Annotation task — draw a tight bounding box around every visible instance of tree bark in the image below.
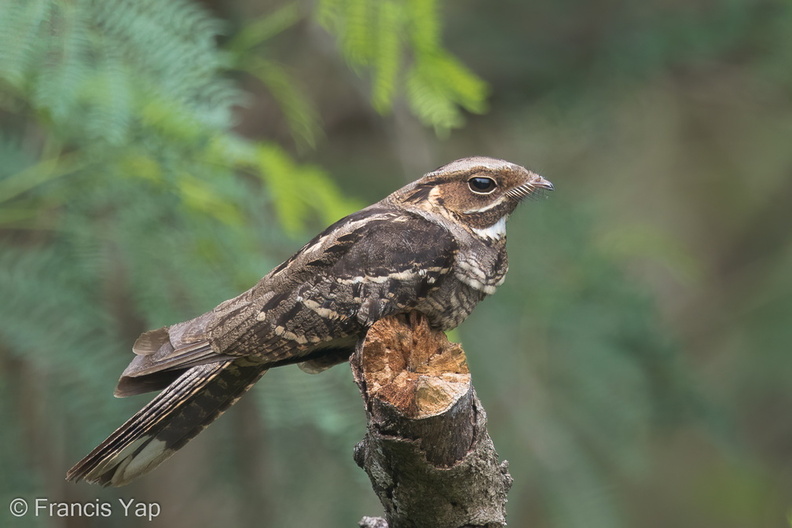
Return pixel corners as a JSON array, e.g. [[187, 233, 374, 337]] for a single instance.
[[352, 312, 513, 528]]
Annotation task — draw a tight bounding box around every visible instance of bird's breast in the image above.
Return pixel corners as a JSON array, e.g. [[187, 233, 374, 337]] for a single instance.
[[414, 277, 487, 330]]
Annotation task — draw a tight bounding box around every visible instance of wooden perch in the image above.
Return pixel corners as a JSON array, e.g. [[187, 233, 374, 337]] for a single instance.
[[352, 312, 513, 528]]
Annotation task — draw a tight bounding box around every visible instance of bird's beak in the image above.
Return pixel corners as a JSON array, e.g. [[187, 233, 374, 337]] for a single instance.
[[530, 173, 554, 191]]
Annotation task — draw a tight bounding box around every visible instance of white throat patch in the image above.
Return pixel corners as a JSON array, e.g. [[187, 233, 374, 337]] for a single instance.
[[471, 216, 507, 240]]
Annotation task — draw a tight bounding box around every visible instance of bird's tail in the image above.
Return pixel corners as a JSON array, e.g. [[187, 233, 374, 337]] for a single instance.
[[66, 359, 266, 486]]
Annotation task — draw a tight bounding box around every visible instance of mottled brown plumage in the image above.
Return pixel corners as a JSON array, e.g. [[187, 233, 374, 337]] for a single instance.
[[66, 157, 552, 486]]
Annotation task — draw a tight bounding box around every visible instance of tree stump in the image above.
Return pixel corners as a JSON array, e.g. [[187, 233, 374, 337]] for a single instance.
[[352, 312, 513, 528]]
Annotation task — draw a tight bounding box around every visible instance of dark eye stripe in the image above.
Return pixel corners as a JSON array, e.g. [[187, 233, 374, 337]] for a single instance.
[[468, 177, 496, 194]]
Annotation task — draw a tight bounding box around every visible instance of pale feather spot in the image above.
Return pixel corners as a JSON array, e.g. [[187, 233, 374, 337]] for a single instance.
[[272, 325, 308, 344], [428, 186, 443, 207], [455, 272, 498, 294], [112, 438, 170, 486], [463, 195, 508, 214], [336, 266, 447, 285], [302, 298, 343, 320], [89, 437, 147, 479], [383, 269, 419, 281], [290, 333, 305, 344], [456, 259, 487, 279], [360, 275, 389, 284]]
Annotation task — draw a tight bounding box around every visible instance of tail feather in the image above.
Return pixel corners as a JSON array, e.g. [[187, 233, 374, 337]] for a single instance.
[[66, 359, 266, 486]]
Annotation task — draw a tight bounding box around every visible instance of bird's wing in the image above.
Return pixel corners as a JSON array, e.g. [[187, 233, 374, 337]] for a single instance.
[[214, 206, 460, 356], [116, 206, 458, 395], [276, 206, 461, 373]]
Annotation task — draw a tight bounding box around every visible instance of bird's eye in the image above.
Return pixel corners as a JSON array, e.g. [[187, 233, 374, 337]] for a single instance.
[[468, 176, 497, 194]]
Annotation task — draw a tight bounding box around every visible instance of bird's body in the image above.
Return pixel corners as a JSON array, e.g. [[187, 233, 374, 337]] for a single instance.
[[66, 157, 552, 486]]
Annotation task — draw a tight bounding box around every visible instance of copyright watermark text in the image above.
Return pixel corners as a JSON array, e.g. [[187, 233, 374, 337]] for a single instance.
[[9, 497, 160, 521]]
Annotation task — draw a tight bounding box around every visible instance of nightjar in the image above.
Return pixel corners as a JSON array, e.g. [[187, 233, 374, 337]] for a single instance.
[[66, 156, 553, 486]]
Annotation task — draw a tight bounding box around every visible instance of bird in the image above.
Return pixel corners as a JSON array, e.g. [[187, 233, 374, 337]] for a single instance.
[[66, 156, 553, 486]]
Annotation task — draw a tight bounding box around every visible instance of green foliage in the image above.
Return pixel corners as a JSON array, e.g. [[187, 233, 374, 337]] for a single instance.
[[255, 143, 360, 234], [2, 0, 234, 140], [3, 0, 787, 527], [229, 3, 322, 149], [460, 195, 702, 528], [317, 0, 488, 134], [0, 0, 352, 234], [0, 0, 362, 513], [0, 2, 491, 520]]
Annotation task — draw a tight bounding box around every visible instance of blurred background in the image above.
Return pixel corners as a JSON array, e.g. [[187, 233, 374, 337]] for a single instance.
[[1, 0, 791, 526]]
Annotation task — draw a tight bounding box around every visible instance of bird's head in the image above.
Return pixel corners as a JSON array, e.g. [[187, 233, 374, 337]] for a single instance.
[[393, 157, 553, 239]]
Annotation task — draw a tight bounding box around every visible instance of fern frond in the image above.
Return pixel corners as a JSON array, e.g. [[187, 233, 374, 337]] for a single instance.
[[406, 50, 488, 134], [0, 0, 50, 86], [254, 144, 358, 235], [0, 0, 242, 147], [316, 0, 488, 132], [244, 57, 322, 148], [340, 0, 377, 67], [31, 0, 93, 123], [93, 0, 239, 127], [83, 46, 133, 144], [406, 0, 440, 52], [371, 0, 403, 112], [316, 0, 344, 29]]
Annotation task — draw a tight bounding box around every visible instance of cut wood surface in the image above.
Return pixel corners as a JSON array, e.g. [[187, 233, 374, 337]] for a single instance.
[[352, 312, 513, 528]]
